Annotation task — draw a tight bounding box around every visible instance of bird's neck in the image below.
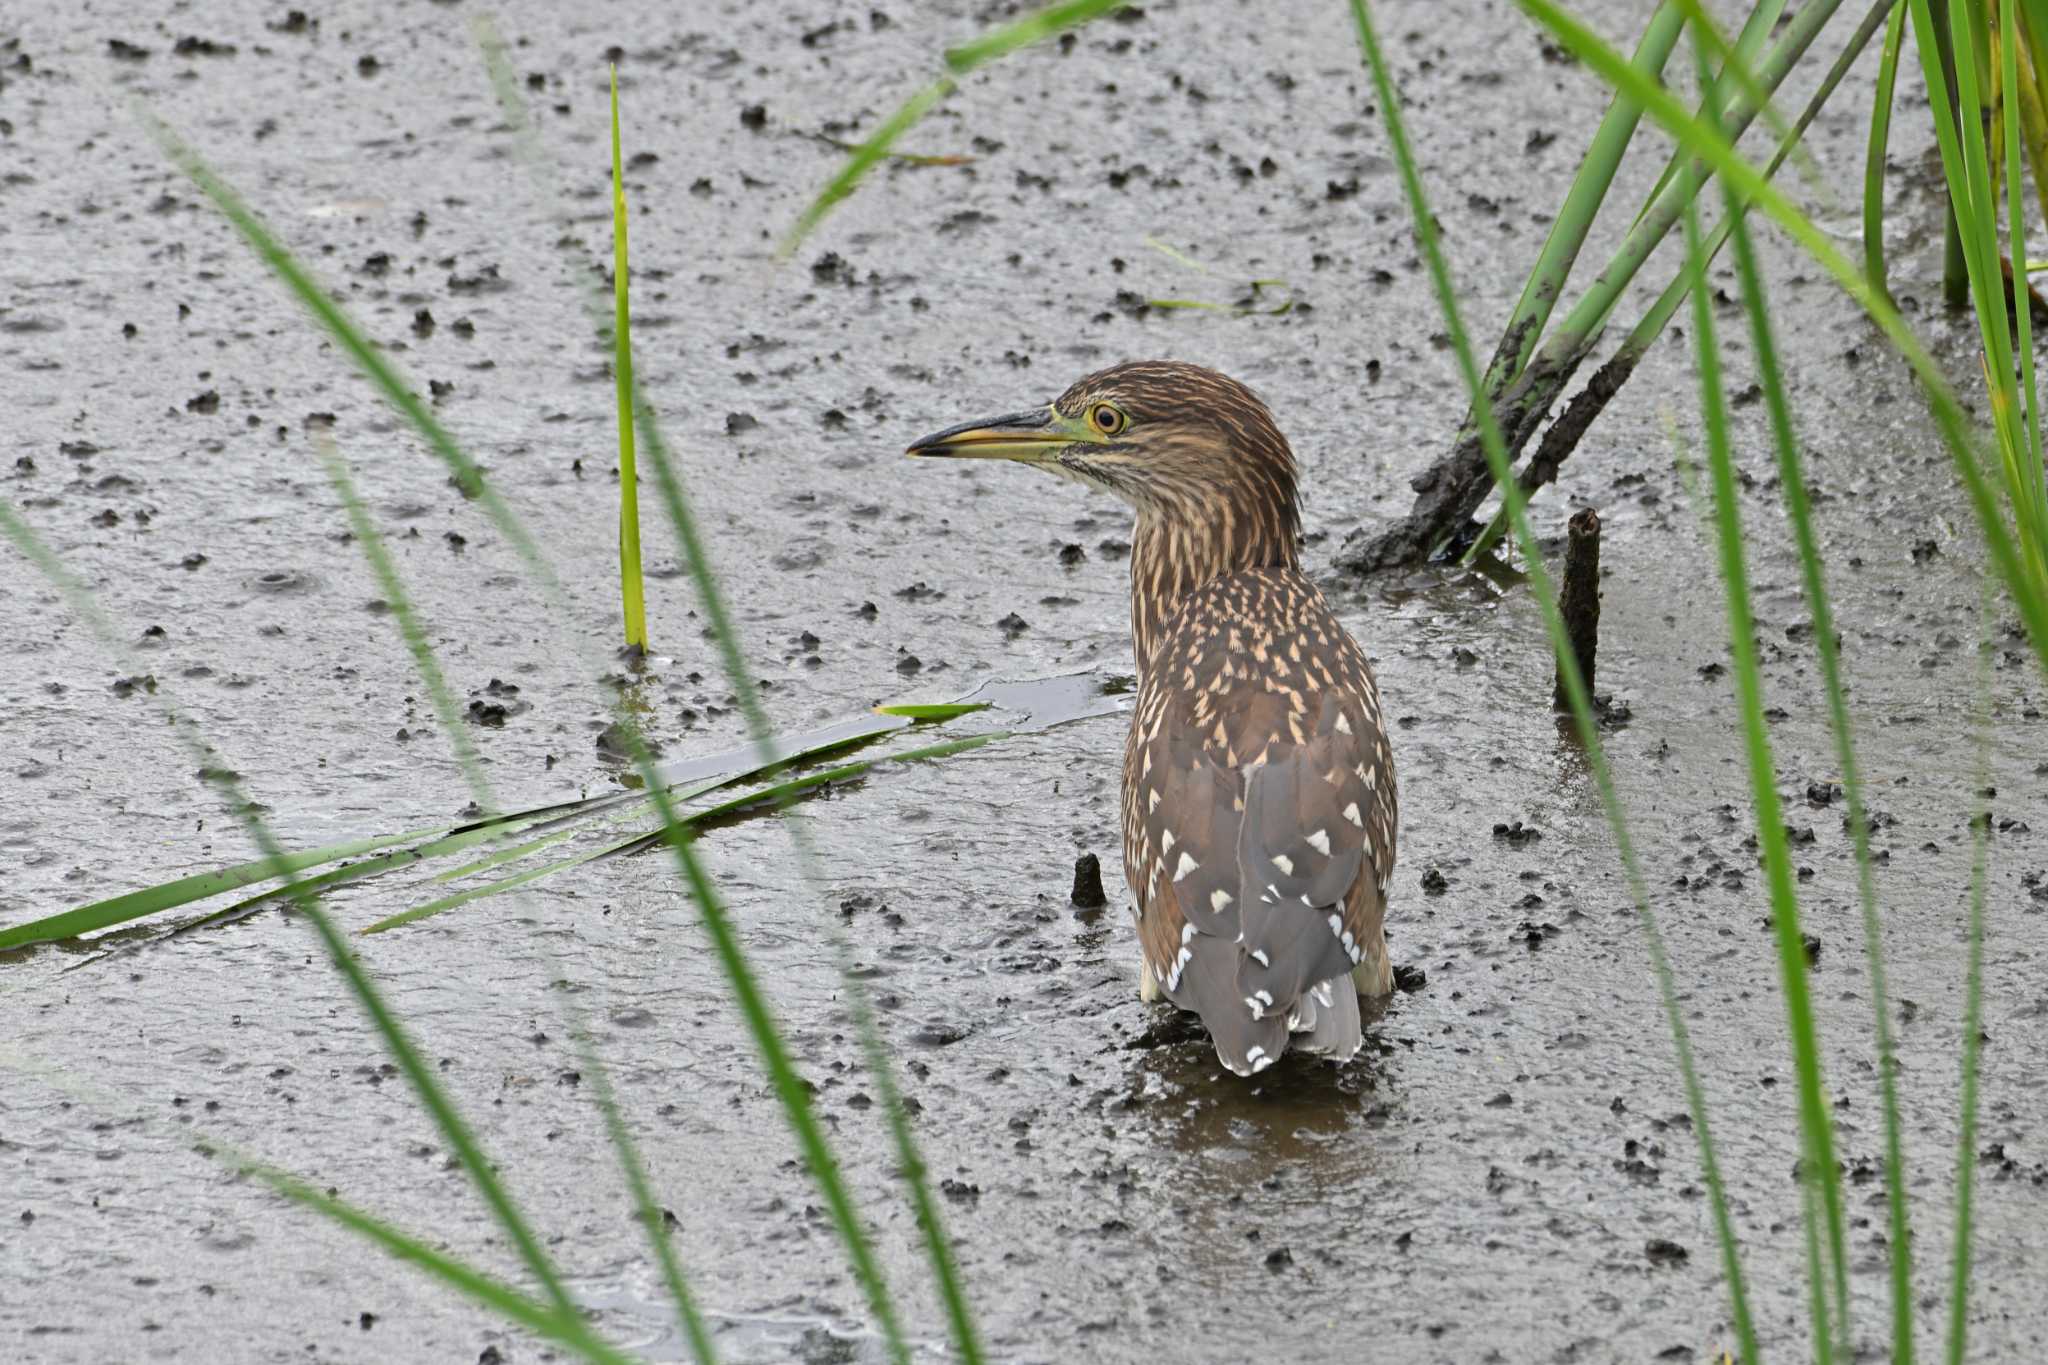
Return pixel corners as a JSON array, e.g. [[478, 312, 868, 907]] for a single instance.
[[1129, 498, 1300, 678]]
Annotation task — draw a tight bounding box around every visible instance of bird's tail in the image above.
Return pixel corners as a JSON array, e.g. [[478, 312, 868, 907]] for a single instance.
[[1286, 977, 1363, 1064]]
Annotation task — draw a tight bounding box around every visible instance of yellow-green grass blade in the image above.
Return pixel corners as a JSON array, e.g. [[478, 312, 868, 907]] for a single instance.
[[116, 806, 565, 951], [1865, 0, 1908, 301], [873, 700, 993, 721], [611, 66, 648, 655], [1925, 0, 2048, 582], [2005, 0, 2048, 560], [1345, 5, 1762, 1355], [1681, 127, 1847, 1356], [239, 1159, 634, 1365], [782, 0, 1130, 254], [1514, 0, 2048, 687], [1721, 75, 1916, 1363], [573, 1030, 720, 1364], [139, 111, 561, 601], [476, 43, 984, 1362], [372, 733, 998, 930], [0, 504, 584, 1327], [1463, 0, 1893, 565]]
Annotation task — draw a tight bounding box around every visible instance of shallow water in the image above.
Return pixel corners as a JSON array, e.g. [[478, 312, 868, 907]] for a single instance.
[[3, 3, 2046, 1362]]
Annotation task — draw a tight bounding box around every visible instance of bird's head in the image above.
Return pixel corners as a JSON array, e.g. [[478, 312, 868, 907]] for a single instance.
[[906, 360, 1299, 532]]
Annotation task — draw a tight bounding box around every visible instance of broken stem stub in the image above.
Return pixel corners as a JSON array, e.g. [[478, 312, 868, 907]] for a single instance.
[[1555, 506, 1601, 711]]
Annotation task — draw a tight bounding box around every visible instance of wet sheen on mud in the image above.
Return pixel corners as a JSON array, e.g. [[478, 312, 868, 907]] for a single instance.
[[3, 3, 2046, 1364]]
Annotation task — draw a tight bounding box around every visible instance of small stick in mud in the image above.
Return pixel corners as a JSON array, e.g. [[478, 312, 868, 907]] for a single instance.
[[1555, 507, 1600, 711], [1070, 852, 1107, 909]]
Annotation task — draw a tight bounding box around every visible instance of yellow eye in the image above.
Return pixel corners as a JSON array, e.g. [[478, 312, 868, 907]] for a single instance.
[[1088, 403, 1128, 436]]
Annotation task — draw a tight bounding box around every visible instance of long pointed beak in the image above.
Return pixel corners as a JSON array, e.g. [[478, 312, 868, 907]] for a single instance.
[[905, 407, 1076, 462]]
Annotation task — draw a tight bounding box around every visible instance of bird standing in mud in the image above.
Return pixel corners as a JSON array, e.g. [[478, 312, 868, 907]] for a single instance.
[[908, 361, 1397, 1075]]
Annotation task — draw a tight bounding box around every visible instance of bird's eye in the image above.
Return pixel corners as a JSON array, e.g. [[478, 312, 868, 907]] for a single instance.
[[1088, 403, 1129, 436]]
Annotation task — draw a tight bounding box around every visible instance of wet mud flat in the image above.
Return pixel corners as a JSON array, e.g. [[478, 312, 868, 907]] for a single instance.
[[3, 2, 2046, 1362]]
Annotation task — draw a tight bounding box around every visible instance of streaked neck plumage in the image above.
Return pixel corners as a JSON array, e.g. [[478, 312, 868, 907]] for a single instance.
[[1128, 470, 1301, 681]]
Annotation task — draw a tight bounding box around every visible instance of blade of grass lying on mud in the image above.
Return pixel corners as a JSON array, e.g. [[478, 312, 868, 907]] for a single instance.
[[611, 65, 649, 657], [0, 504, 589, 1331], [874, 700, 993, 721], [1513, 0, 2048, 685], [138, 110, 561, 600], [1344, 6, 1761, 1357], [574, 1030, 721, 1365], [1464, 0, 1895, 564], [370, 733, 1007, 934], [1681, 137, 1848, 1356], [1865, 0, 1908, 302], [478, 39, 982, 1362], [139, 87, 965, 1361], [0, 828, 429, 952], [18, 805, 560, 955], [781, 0, 1130, 254], [1137, 237, 1297, 315], [1947, 585, 1994, 1365], [18, 697, 959, 955], [1719, 73, 1916, 1361]]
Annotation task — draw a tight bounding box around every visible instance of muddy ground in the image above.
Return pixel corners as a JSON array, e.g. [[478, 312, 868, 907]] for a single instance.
[[3, 2, 2046, 1362]]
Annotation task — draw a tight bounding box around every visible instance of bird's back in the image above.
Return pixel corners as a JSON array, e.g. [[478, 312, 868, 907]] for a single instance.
[[1121, 565, 1397, 1074]]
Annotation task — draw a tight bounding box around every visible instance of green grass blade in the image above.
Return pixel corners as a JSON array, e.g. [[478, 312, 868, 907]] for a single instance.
[[1484, 1, 1685, 392], [1720, 78, 1916, 1365], [1464, 0, 1892, 565], [138, 112, 561, 600], [296, 899, 586, 1318], [1344, 6, 1761, 1357], [1436, 0, 1845, 566], [780, 78, 954, 258], [574, 1032, 720, 1365], [1514, 0, 2048, 684], [363, 834, 637, 933], [941, 0, 1130, 69], [782, 0, 1130, 254], [611, 66, 648, 655], [1946, 587, 1994, 1365], [1866, 0, 1908, 300], [1626, 0, 1788, 224], [619, 728, 912, 1365], [1680, 109, 1847, 1355], [239, 1160, 634, 1365], [476, 40, 982, 1358], [320, 439, 496, 816], [0, 827, 434, 951], [0, 504, 584, 1326], [2004, 0, 2048, 538]]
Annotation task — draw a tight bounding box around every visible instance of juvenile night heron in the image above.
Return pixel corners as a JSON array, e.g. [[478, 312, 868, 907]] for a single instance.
[[908, 361, 1397, 1075]]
